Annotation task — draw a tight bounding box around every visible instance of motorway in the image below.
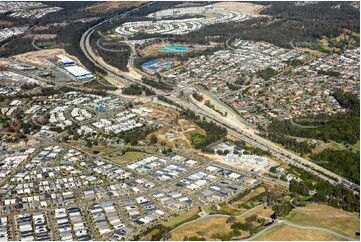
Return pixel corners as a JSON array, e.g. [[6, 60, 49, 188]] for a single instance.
[[78, 3, 359, 194]]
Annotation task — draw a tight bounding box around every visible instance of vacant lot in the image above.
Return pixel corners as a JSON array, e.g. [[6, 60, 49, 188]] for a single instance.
[[211, 2, 269, 17], [170, 205, 274, 240], [237, 205, 273, 222], [0, 20, 13, 25], [14, 48, 82, 68], [81, 146, 118, 155], [254, 223, 345, 241], [169, 216, 232, 241], [85, 1, 145, 13], [107, 151, 148, 165], [283, 204, 360, 239], [162, 208, 200, 228], [146, 108, 206, 149]]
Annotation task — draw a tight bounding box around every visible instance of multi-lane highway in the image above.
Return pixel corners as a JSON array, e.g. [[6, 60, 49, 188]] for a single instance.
[[79, 4, 359, 194]]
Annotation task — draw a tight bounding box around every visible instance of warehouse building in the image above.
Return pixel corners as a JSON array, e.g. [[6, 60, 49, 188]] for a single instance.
[[63, 65, 94, 80], [54, 54, 75, 66]]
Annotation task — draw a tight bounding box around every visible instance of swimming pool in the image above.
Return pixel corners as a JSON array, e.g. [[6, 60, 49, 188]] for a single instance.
[[161, 45, 189, 52]]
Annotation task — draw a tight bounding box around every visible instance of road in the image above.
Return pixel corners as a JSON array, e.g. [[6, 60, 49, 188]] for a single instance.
[[186, 89, 359, 191], [78, 3, 359, 194], [242, 221, 280, 241]]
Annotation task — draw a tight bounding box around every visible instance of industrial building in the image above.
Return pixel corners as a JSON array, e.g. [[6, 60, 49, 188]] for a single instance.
[[63, 65, 94, 80], [54, 55, 75, 66]]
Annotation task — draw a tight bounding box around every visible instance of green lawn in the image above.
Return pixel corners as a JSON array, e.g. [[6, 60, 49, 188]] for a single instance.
[[162, 208, 200, 228], [107, 151, 148, 165], [190, 133, 207, 146]]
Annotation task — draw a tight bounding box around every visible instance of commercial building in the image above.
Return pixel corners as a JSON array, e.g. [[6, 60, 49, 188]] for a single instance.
[[54, 54, 75, 66], [63, 65, 94, 80]]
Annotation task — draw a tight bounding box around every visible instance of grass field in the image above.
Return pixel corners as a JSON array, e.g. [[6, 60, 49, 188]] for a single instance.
[[253, 223, 345, 241], [107, 151, 148, 165], [190, 133, 207, 146], [170, 205, 274, 240], [162, 208, 200, 228], [142, 228, 160, 241], [81, 146, 118, 155], [325, 140, 360, 153], [283, 204, 360, 239], [169, 216, 233, 240], [235, 186, 266, 206], [237, 205, 274, 222], [217, 204, 246, 216]]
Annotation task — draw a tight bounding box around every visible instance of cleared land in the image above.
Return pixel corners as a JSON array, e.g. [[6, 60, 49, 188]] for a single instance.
[[211, 2, 269, 17], [162, 208, 200, 228], [0, 20, 13, 25], [107, 151, 148, 165], [146, 107, 206, 149], [170, 205, 274, 240], [283, 204, 360, 239], [324, 140, 360, 153], [253, 223, 346, 241], [169, 216, 233, 241], [81, 145, 118, 155], [85, 1, 145, 13], [13, 48, 82, 68]]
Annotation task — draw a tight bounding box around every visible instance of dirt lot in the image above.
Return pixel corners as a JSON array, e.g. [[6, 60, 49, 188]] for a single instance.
[[85, 1, 146, 13], [26, 34, 57, 40], [13, 48, 82, 68], [0, 20, 13, 26], [211, 2, 270, 17], [147, 117, 205, 150]]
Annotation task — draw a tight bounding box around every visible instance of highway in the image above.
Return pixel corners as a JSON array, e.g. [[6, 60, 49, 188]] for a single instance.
[[79, 4, 359, 194]]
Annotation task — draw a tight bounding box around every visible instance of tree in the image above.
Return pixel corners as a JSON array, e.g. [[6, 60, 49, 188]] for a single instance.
[[226, 215, 236, 224], [86, 139, 93, 148], [150, 134, 158, 144]]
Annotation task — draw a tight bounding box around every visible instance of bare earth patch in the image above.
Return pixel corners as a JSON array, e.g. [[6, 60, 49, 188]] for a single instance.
[[211, 2, 270, 17], [85, 1, 145, 13], [0, 20, 13, 25], [26, 34, 57, 40], [13, 48, 82, 68]]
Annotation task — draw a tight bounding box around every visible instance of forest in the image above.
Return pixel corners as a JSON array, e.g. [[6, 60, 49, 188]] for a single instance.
[[266, 133, 314, 156], [267, 90, 360, 145], [267, 89, 359, 185], [122, 84, 155, 96], [310, 149, 360, 184], [129, 1, 360, 50], [141, 77, 174, 91], [289, 166, 359, 212]]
